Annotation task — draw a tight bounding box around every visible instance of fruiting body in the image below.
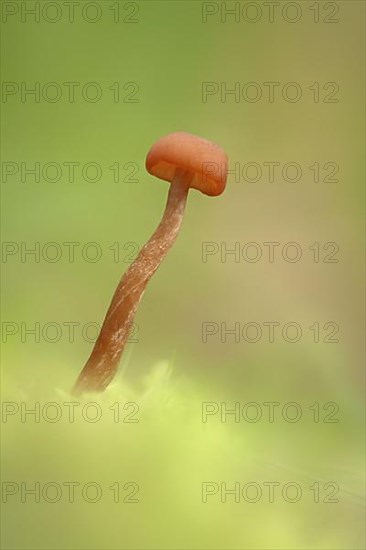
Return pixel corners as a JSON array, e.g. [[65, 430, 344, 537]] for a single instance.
[[146, 131, 227, 196], [73, 132, 228, 394]]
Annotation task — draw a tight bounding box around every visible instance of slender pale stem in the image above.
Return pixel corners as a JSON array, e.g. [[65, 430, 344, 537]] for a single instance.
[[72, 170, 190, 394]]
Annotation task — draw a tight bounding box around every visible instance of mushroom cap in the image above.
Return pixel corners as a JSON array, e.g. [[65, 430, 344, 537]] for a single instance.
[[145, 132, 228, 196]]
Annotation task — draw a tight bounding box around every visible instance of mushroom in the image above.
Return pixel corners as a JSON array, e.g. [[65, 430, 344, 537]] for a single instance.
[[73, 132, 228, 394]]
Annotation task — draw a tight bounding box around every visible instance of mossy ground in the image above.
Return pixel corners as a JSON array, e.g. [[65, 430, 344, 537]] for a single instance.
[[1, 361, 364, 549]]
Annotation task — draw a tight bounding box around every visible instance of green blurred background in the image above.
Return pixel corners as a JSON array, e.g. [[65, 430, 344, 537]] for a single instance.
[[1, 1, 365, 548]]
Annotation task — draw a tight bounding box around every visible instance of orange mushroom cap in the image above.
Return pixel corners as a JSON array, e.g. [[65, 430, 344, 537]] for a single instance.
[[145, 132, 228, 197]]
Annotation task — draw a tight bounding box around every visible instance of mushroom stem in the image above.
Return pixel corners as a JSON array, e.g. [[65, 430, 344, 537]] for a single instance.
[[72, 169, 190, 395]]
